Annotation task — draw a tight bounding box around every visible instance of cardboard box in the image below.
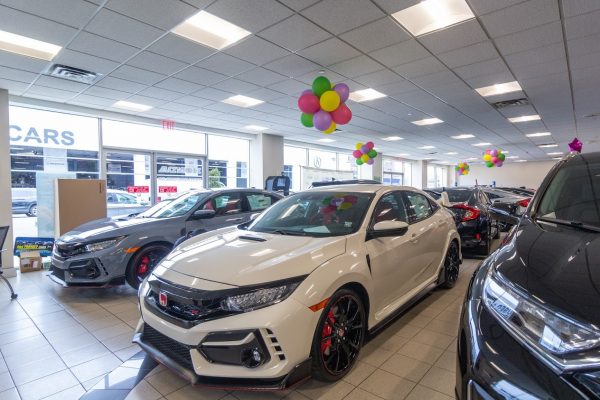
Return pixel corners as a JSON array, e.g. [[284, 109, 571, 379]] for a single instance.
[[20, 251, 43, 273]]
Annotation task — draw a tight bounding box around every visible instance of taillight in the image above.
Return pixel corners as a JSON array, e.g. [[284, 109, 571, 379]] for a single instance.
[[452, 204, 481, 222], [518, 199, 530, 208]]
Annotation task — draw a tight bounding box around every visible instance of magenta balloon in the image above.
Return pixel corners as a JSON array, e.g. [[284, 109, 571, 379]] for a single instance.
[[366, 141, 374, 150], [352, 150, 362, 158], [491, 156, 498, 164], [313, 110, 332, 131], [333, 83, 350, 102], [298, 93, 320, 114], [331, 103, 352, 125], [367, 158, 375, 165]]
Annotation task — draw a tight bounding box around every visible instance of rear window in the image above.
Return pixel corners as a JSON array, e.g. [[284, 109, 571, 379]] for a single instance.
[[445, 190, 472, 203]]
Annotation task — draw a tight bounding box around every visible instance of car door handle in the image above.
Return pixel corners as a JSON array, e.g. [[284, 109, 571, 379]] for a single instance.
[[226, 217, 244, 222], [410, 233, 419, 244]]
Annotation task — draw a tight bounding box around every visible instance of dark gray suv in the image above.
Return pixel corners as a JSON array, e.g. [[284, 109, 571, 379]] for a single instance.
[[50, 188, 282, 288]]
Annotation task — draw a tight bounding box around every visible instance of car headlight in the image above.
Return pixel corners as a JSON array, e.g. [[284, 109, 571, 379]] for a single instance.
[[483, 268, 600, 369], [221, 280, 302, 312], [84, 236, 126, 253]]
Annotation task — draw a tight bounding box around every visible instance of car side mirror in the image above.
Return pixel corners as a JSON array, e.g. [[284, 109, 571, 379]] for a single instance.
[[489, 207, 520, 226], [190, 209, 215, 220], [250, 213, 260, 221], [368, 220, 409, 239], [436, 192, 451, 208]]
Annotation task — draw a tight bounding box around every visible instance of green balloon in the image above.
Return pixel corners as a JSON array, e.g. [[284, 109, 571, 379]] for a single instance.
[[356, 158, 364, 166], [312, 76, 331, 97], [367, 149, 377, 158], [300, 112, 313, 127], [498, 153, 506, 161], [486, 161, 494, 168]]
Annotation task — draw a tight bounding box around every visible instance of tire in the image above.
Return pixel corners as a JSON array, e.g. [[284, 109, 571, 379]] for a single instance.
[[311, 289, 366, 382], [125, 243, 171, 289], [439, 241, 460, 289], [27, 204, 37, 217]]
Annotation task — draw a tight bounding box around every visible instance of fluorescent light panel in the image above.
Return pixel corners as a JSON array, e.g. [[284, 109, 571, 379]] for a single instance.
[[526, 132, 551, 137], [113, 100, 152, 112], [318, 138, 335, 143], [475, 81, 522, 97], [473, 142, 491, 146], [451, 134, 475, 139], [348, 88, 386, 102], [508, 115, 541, 123], [391, 0, 475, 37], [222, 95, 264, 108], [0, 29, 61, 61], [382, 136, 403, 141], [418, 145, 435, 149], [539, 144, 558, 148], [412, 117, 443, 126], [547, 152, 563, 155], [506, 156, 519, 159], [172, 10, 251, 50], [445, 152, 458, 155], [244, 125, 268, 131]]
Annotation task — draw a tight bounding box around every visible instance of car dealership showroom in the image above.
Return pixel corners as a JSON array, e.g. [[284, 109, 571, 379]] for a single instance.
[[0, 0, 599, 399]]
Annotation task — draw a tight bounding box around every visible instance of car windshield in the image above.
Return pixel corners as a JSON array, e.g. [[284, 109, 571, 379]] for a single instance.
[[138, 192, 209, 219], [248, 191, 374, 237], [445, 190, 472, 203], [537, 158, 600, 228]]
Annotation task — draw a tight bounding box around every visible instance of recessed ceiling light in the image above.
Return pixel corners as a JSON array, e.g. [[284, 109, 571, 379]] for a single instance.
[[348, 88, 387, 102], [451, 134, 475, 139], [172, 10, 251, 50], [526, 132, 551, 137], [113, 100, 152, 112], [506, 156, 519, 159], [508, 115, 541, 123], [398, 153, 410, 156], [515, 160, 528, 163], [412, 117, 443, 126], [418, 145, 435, 149], [318, 138, 335, 143], [539, 144, 558, 148], [547, 151, 563, 156], [466, 157, 478, 161], [391, 0, 475, 37], [222, 95, 264, 108], [382, 136, 403, 141], [445, 152, 458, 155], [475, 81, 522, 97], [503, 151, 510, 154], [244, 125, 268, 131], [552, 157, 562, 160], [0, 29, 61, 61], [473, 142, 491, 147]]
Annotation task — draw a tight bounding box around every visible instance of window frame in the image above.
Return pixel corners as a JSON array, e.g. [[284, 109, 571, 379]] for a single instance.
[[403, 191, 434, 224], [368, 190, 411, 229]]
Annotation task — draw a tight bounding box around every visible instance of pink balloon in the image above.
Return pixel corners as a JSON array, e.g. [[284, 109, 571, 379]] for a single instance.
[[298, 93, 320, 114], [491, 156, 498, 163], [331, 103, 352, 125], [366, 141, 374, 149], [313, 110, 332, 131], [367, 158, 375, 165], [333, 83, 350, 102], [352, 150, 362, 158], [485, 149, 491, 155], [490, 149, 498, 157]]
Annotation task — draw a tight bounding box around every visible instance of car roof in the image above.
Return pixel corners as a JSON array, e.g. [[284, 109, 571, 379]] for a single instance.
[[304, 184, 417, 193]]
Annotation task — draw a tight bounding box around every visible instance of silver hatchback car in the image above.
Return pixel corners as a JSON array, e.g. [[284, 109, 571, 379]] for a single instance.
[[50, 188, 282, 289]]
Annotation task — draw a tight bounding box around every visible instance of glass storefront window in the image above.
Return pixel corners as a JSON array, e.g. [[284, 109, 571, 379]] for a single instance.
[[156, 155, 204, 201], [427, 165, 447, 188], [208, 135, 249, 188], [383, 157, 412, 186], [106, 152, 152, 212]]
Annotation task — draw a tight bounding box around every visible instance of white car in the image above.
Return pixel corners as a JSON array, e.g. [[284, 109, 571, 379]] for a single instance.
[[134, 184, 461, 389]]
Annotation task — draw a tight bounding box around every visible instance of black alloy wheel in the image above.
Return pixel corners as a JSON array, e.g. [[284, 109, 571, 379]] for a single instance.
[[311, 289, 365, 381], [27, 204, 37, 217], [125, 244, 171, 289], [440, 241, 460, 289]]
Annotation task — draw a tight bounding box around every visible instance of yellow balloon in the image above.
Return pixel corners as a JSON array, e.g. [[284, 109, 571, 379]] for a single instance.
[[323, 121, 336, 134], [361, 154, 370, 163], [458, 163, 464, 168], [483, 154, 492, 161], [356, 142, 363, 150], [339, 202, 352, 210], [320, 90, 341, 112]]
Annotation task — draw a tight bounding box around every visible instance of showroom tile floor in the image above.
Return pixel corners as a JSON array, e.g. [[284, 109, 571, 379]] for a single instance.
[[0, 253, 483, 400]]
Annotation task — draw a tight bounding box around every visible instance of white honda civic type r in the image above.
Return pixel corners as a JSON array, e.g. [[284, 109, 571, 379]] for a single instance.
[[134, 184, 461, 390]]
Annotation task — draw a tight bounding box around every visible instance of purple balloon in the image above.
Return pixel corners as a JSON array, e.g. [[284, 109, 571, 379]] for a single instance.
[[496, 161, 503, 167], [490, 149, 498, 157], [361, 145, 369, 153], [313, 110, 332, 131], [367, 158, 375, 165], [333, 83, 350, 103], [301, 89, 312, 96]]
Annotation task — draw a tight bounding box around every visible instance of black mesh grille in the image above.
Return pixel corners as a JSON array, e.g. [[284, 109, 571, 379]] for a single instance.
[[55, 243, 85, 257], [50, 266, 65, 282], [142, 324, 194, 371]]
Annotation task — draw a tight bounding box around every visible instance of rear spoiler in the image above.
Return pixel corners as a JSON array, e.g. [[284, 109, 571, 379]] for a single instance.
[[435, 191, 451, 208]]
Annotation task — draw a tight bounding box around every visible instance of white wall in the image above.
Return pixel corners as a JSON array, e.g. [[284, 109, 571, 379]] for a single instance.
[[249, 133, 284, 188], [457, 160, 557, 189]]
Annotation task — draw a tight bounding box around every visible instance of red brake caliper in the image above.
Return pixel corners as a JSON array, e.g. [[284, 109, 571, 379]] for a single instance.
[[321, 310, 335, 354], [138, 255, 150, 275]]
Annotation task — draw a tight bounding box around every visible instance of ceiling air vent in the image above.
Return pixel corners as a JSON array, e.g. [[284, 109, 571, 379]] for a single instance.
[[47, 64, 101, 84], [491, 97, 529, 109]]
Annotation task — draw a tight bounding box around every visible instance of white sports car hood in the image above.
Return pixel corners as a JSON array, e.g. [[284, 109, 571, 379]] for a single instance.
[[158, 228, 347, 286]]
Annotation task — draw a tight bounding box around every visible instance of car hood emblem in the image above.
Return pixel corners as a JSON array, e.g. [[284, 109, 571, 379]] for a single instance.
[[159, 291, 168, 307]]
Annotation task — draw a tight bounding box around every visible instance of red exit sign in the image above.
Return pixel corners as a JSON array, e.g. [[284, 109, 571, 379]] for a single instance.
[[159, 186, 178, 193], [127, 186, 149, 193]]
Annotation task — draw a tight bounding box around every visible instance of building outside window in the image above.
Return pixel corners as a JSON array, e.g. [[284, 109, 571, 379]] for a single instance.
[[427, 164, 447, 188], [208, 135, 249, 188], [383, 157, 412, 186], [236, 161, 248, 188]]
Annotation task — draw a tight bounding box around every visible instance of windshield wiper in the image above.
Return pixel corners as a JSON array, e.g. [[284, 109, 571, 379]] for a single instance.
[[535, 216, 600, 233], [269, 229, 307, 236]]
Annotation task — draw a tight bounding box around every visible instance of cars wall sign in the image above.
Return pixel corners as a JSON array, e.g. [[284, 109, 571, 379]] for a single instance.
[[14, 237, 55, 256], [159, 186, 178, 193], [127, 186, 150, 193]]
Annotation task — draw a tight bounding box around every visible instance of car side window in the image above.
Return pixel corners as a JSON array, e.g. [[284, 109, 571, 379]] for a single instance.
[[370, 192, 409, 226], [245, 193, 274, 212], [107, 193, 116, 203], [212, 193, 242, 216], [480, 192, 491, 205], [405, 192, 433, 223]]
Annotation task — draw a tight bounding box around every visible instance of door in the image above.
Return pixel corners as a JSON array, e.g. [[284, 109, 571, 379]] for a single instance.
[[105, 151, 152, 216], [156, 154, 205, 202], [365, 191, 422, 318]]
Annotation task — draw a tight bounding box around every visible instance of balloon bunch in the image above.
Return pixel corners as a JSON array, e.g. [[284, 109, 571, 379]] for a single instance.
[[483, 149, 505, 168], [353, 142, 378, 166], [568, 138, 583, 153], [321, 194, 358, 213], [455, 162, 470, 175], [298, 76, 352, 134]]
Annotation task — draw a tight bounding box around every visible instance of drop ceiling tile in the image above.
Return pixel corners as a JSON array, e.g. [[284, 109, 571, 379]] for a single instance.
[[195, 53, 255, 76], [203, 101, 243, 113], [111, 65, 167, 85], [193, 87, 236, 101], [138, 86, 182, 101], [68, 32, 139, 63], [565, 9, 600, 40], [0, 66, 37, 84], [236, 67, 288, 87], [85, 9, 163, 48], [463, 71, 515, 88], [329, 55, 383, 78], [224, 36, 289, 66], [369, 40, 431, 68], [84, 85, 132, 100], [495, 21, 563, 56], [0, 5, 77, 45], [505, 43, 566, 71], [480, 0, 559, 38], [246, 87, 287, 102], [127, 52, 187, 75], [258, 14, 331, 52], [466, 0, 524, 16], [125, 94, 166, 107], [26, 85, 77, 100], [437, 41, 499, 68], [299, 37, 361, 66], [370, 0, 420, 14], [54, 49, 120, 75], [267, 79, 307, 95], [0, 51, 49, 73], [562, 0, 600, 17], [96, 77, 147, 93], [454, 58, 511, 80], [154, 77, 203, 94], [263, 54, 320, 78], [302, 0, 385, 35], [158, 102, 197, 113], [0, 0, 98, 28], [0, 78, 29, 94], [354, 69, 402, 87], [106, 0, 198, 30], [374, 80, 420, 96], [147, 33, 216, 64], [216, 78, 260, 94], [340, 17, 410, 53], [567, 34, 600, 58], [206, 0, 293, 32], [173, 95, 214, 107], [412, 70, 461, 90], [35, 75, 89, 92], [69, 94, 117, 107], [277, 0, 319, 11], [419, 20, 487, 54], [392, 57, 446, 79], [174, 66, 227, 86]]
